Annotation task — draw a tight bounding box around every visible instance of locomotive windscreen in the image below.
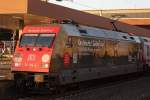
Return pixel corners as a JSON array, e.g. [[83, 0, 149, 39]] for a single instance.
[[20, 33, 55, 47]]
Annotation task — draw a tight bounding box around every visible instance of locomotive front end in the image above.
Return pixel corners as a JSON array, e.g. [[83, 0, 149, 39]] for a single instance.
[[11, 26, 60, 83]]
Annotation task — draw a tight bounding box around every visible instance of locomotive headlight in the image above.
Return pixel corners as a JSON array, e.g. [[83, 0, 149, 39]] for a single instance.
[[14, 63, 21, 67], [41, 63, 49, 68], [14, 53, 22, 63], [42, 54, 50, 63]]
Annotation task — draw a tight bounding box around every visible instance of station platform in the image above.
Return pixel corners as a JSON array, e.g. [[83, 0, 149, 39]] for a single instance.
[[0, 64, 12, 80]]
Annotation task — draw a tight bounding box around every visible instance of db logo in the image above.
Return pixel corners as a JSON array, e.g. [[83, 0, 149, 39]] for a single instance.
[[27, 54, 36, 61]]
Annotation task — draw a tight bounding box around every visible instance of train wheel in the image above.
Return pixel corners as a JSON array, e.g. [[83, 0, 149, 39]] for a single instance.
[[14, 79, 27, 93], [143, 64, 150, 72]]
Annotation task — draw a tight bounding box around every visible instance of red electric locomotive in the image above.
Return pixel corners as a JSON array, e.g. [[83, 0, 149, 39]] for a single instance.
[[11, 23, 150, 89]]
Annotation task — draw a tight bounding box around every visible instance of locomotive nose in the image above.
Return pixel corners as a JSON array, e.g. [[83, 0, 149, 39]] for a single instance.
[[24, 47, 51, 69], [12, 47, 52, 73]]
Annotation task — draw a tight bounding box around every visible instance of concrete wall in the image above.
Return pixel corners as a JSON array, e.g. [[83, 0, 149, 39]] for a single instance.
[[0, 0, 27, 14]]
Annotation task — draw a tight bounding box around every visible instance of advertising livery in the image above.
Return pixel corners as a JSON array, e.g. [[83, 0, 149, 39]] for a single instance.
[[11, 24, 150, 89]]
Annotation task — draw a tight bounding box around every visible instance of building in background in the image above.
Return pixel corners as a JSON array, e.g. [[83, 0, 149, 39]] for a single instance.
[[84, 9, 150, 30]]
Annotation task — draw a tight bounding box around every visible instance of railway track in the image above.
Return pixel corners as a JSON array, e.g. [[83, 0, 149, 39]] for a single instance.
[[15, 72, 150, 100]]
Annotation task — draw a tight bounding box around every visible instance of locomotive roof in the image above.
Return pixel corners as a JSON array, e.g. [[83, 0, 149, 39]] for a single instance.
[[62, 24, 140, 43]]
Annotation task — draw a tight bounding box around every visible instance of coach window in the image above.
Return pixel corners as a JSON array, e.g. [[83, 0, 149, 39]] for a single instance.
[[122, 36, 127, 39], [79, 29, 87, 34], [130, 37, 134, 40]]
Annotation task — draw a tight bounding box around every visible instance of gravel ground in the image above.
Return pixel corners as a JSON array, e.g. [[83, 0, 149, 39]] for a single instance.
[[55, 75, 150, 100]]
